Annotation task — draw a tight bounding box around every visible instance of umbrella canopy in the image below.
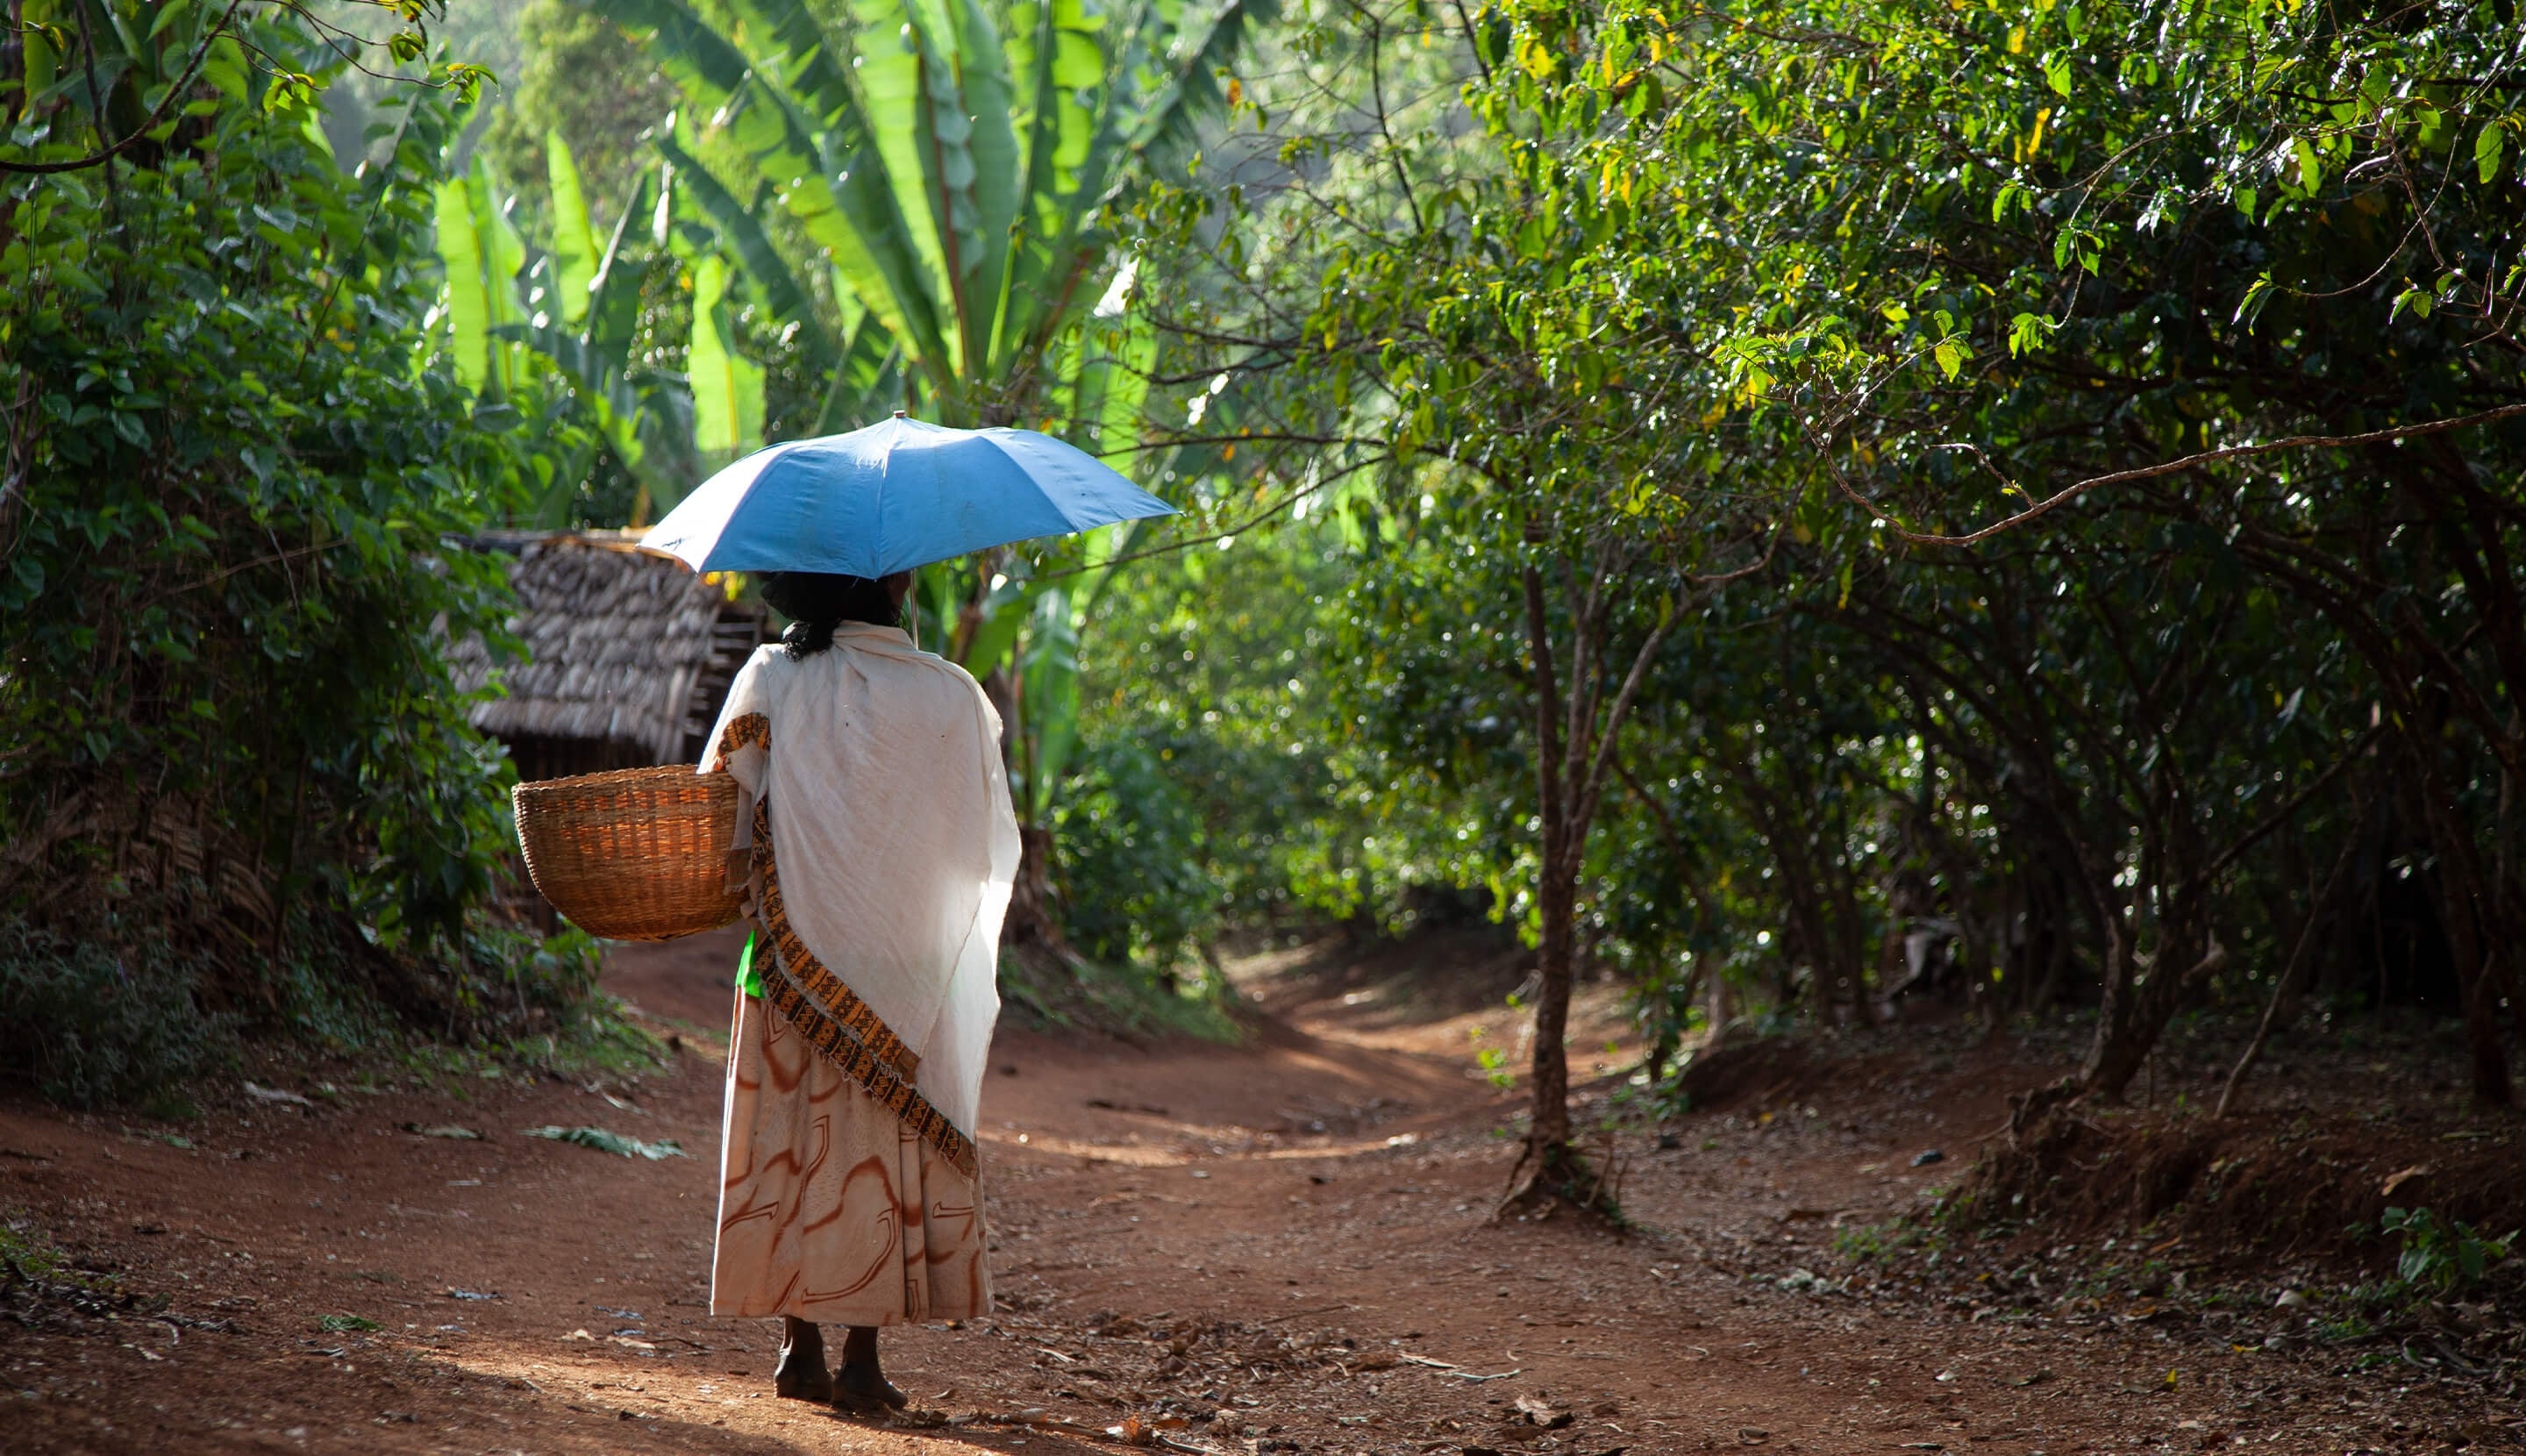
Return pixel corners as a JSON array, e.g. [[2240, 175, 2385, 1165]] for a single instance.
[[640, 415, 1174, 578]]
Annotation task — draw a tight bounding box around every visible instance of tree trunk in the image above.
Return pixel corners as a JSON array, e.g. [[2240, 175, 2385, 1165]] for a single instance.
[[1003, 823, 1062, 947], [2401, 733, 2515, 1107], [1521, 563, 1576, 1161], [2218, 825, 2362, 1117], [2084, 909, 2224, 1103], [1527, 866, 1577, 1153], [1505, 553, 1680, 1216]]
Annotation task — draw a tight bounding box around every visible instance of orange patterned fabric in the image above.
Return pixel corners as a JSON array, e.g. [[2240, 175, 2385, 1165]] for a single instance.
[[709, 710, 979, 1177], [710, 711, 771, 772], [710, 988, 990, 1324]]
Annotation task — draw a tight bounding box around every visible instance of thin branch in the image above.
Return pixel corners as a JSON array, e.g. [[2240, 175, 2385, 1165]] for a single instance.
[[0, 0, 251, 175], [2187, 724, 2383, 896], [1831, 400, 2526, 547], [1568, 580, 1692, 855], [1025, 457, 1384, 582]]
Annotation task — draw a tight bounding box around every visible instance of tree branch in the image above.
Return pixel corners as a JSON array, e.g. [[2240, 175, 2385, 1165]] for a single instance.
[[1826, 400, 2526, 547]]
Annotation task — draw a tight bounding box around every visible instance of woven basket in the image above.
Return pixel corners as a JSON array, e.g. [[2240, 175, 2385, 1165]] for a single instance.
[[512, 766, 744, 941]]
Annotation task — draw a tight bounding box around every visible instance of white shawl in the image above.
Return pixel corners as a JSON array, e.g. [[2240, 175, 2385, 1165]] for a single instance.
[[700, 624, 1019, 1140]]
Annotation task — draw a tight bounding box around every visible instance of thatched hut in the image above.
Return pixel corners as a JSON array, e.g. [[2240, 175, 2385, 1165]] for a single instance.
[[452, 532, 774, 782]]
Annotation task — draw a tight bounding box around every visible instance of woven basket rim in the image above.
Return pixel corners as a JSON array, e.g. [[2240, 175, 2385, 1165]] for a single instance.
[[514, 764, 723, 795]]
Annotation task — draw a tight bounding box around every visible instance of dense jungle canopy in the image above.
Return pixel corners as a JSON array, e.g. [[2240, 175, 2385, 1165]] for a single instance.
[[3, 0, 2523, 1195]]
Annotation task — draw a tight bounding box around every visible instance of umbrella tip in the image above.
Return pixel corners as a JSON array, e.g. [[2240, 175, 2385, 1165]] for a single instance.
[[893, 409, 908, 418]]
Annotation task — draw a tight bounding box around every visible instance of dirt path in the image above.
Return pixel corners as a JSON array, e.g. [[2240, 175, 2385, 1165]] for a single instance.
[[2, 934, 2513, 1455]]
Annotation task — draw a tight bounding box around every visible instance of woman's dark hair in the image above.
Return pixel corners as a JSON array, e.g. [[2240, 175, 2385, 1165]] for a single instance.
[[760, 572, 903, 659]]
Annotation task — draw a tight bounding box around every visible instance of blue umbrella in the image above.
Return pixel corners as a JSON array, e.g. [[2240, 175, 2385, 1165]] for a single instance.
[[639, 413, 1174, 577]]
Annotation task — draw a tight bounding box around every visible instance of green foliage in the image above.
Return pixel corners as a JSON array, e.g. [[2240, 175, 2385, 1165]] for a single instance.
[[686, 252, 766, 467], [1052, 735, 1217, 969], [586, 0, 1263, 428], [2381, 1207, 2515, 1296], [492, 150, 704, 524], [2, 56, 524, 938], [1117, 0, 2526, 1120], [318, 1313, 382, 1332], [0, 917, 231, 1108], [0, 11, 604, 1099], [1063, 522, 1381, 947]]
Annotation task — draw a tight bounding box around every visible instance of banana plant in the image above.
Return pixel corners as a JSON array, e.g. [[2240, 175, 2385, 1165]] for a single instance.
[[438, 132, 741, 524], [436, 155, 532, 397], [688, 254, 764, 469], [582, 0, 1265, 432]]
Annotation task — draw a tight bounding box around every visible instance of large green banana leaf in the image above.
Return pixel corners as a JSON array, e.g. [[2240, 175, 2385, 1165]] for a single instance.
[[434, 175, 493, 393], [653, 128, 840, 376], [1018, 584, 1080, 819], [587, 0, 954, 387], [482, 165, 703, 517], [586, 0, 1251, 428], [546, 131, 601, 326], [689, 253, 767, 468]]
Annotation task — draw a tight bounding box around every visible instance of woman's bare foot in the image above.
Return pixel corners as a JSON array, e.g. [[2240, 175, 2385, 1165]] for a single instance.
[[773, 1317, 834, 1402], [833, 1324, 908, 1413], [834, 1362, 909, 1413]]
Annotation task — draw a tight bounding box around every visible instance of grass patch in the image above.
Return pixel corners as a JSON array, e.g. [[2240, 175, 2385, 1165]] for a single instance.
[[0, 1219, 95, 1289], [393, 990, 668, 1094], [998, 950, 1243, 1043]]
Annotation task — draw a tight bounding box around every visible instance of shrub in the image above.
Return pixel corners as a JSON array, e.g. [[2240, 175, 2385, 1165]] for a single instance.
[[0, 917, 231, 1108], [0, 28, 589, 1096], [2381, 1206, 2515, 1297]]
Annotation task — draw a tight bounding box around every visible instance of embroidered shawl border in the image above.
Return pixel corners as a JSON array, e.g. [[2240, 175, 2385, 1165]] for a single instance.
[[711, 713, 978, 1177]]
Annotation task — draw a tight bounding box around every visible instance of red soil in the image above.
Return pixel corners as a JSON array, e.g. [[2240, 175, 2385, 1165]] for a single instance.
[[1, 931, 2517, 1455]]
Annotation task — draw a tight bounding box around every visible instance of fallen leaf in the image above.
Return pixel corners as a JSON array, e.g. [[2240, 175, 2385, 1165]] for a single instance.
[[2380, 1163, 2434, 1198], [245, 1082, 312, 1108], [401, 1123, 483, 1140], [1515, 1395, 1573, 1430], [521, 1125, 685, 1160]]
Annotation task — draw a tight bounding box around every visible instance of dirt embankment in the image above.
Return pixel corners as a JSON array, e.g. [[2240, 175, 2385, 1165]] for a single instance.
[[1953, 1105, 2526, 1269]]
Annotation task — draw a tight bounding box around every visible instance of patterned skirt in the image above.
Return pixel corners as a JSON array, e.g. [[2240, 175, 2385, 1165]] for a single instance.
[[710, 989, 991, 1324]]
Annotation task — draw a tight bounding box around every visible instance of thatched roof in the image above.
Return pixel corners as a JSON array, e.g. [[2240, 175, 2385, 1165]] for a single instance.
[[450, 532, 771, 766]]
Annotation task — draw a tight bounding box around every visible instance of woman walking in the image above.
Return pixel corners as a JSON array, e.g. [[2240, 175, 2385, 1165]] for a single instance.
[[702, 569, 1020, 1412]]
